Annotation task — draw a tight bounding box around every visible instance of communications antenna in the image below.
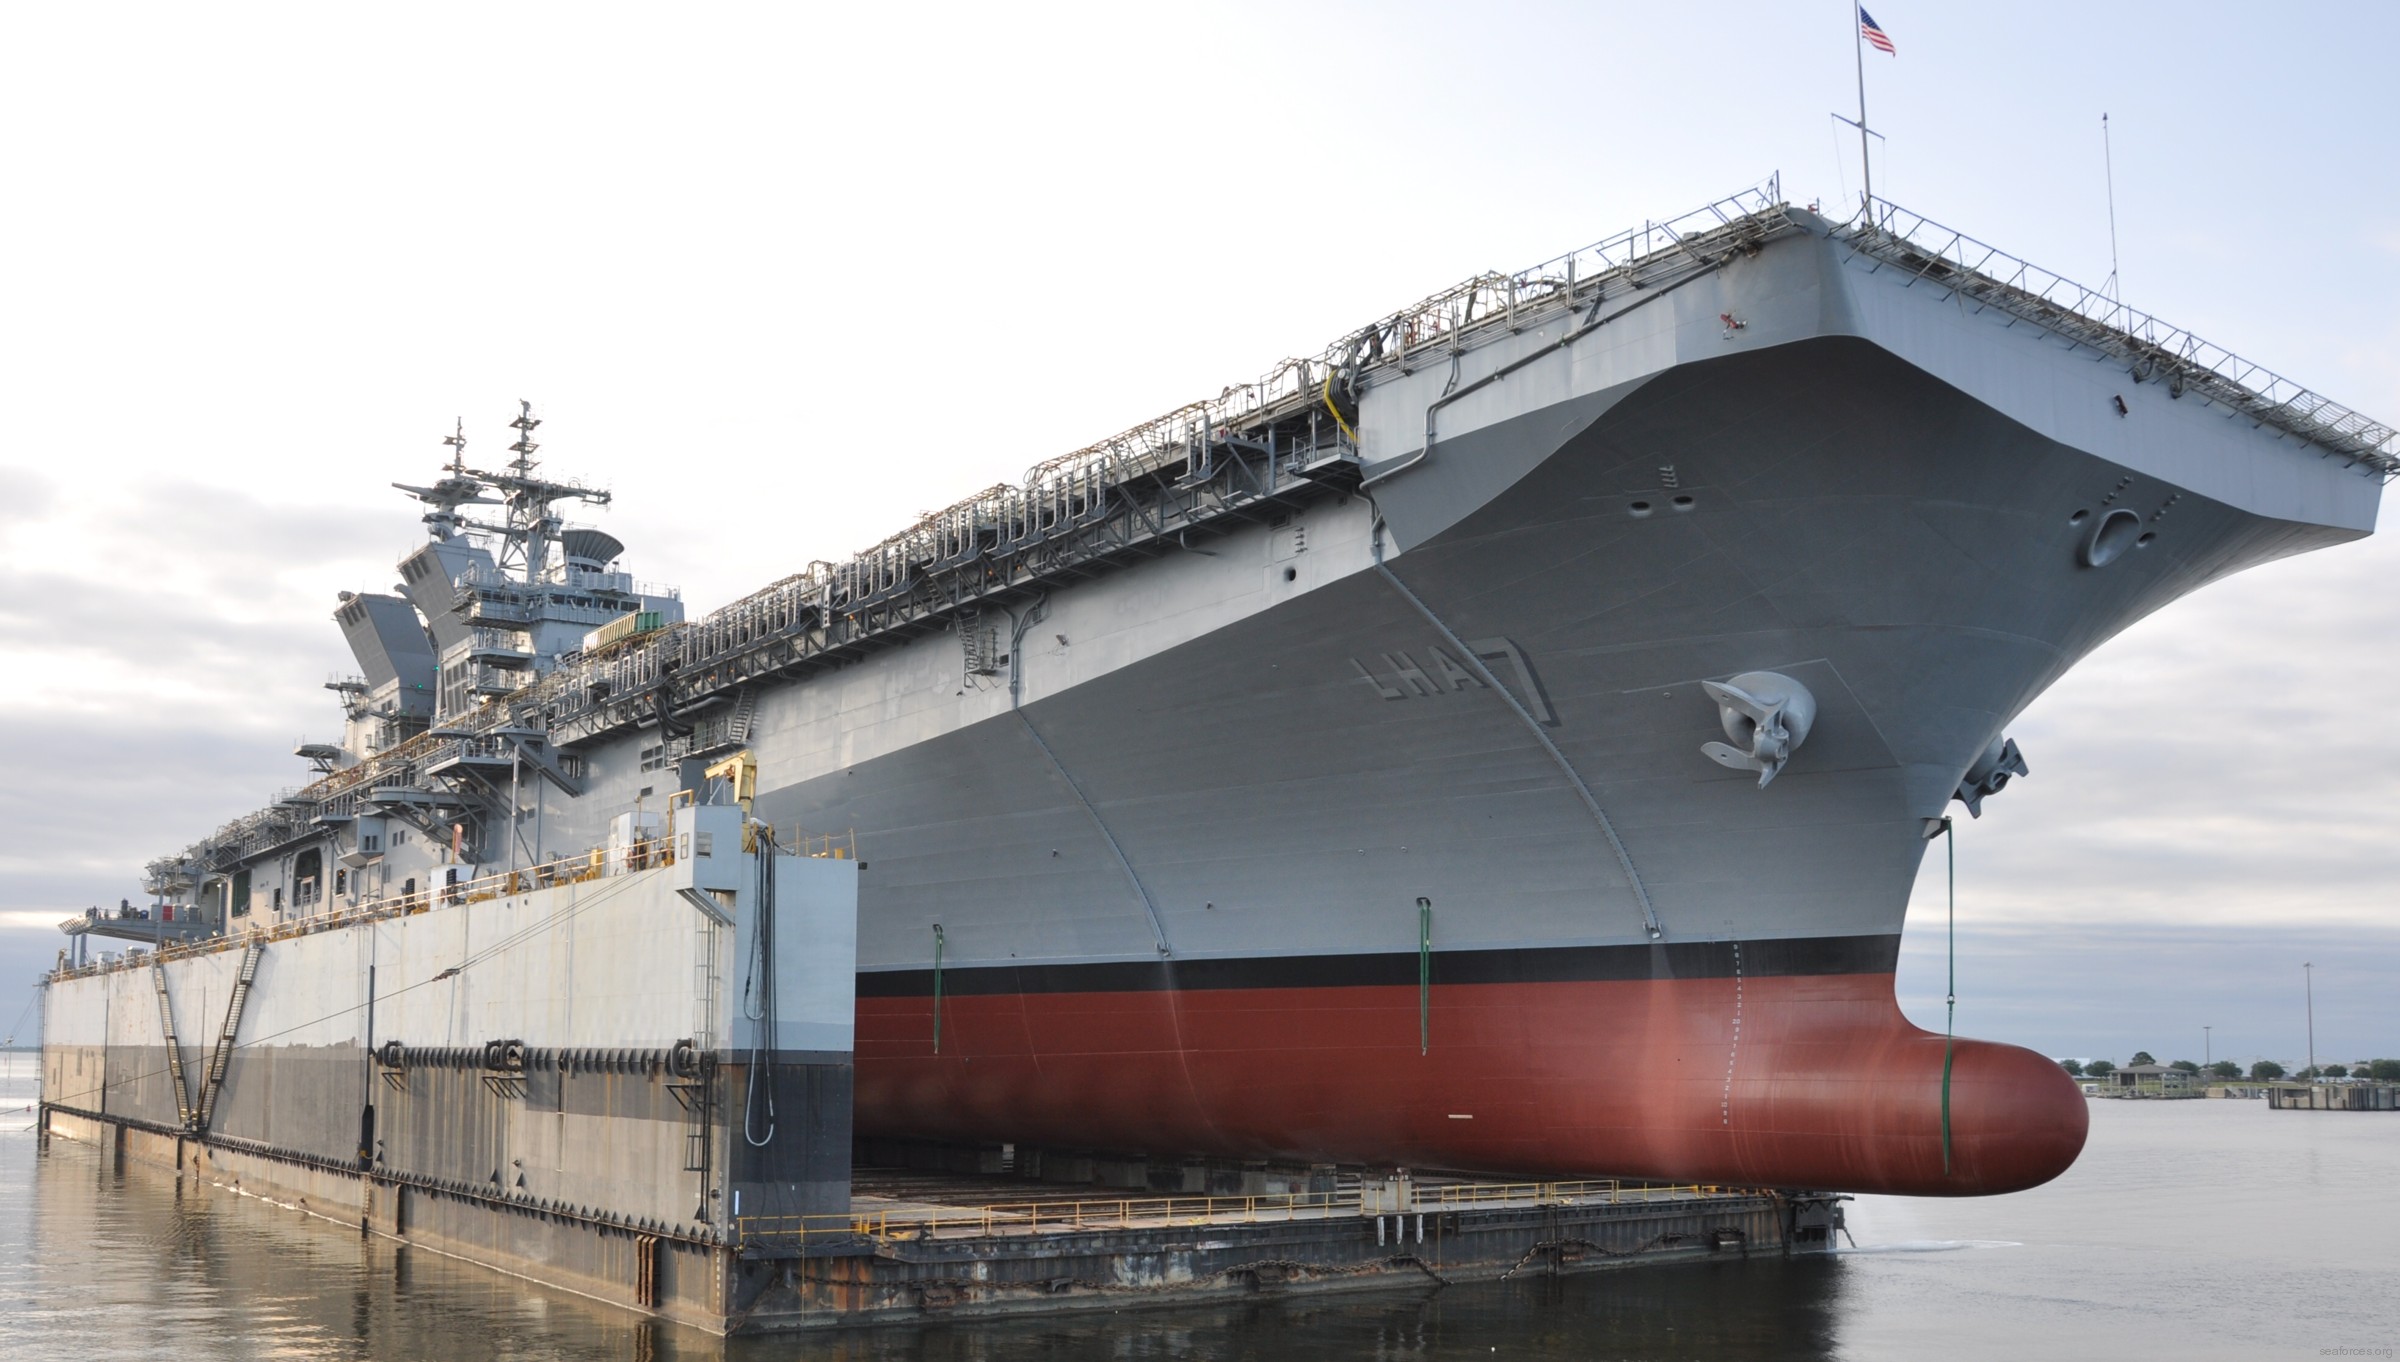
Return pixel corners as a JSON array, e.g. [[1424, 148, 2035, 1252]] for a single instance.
[[2102, 113, 2123, 308]]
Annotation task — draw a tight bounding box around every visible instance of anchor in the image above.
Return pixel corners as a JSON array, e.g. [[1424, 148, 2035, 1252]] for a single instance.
[[1699, 671, 1819, 789]]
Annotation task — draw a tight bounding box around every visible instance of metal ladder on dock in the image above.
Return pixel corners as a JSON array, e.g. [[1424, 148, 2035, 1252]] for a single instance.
[[150, 961, 195, 1128], [193, 942, 264, 1133], [681, 918, 722, 1175]]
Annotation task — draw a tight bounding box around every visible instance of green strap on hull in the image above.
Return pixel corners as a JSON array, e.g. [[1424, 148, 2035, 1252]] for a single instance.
[[1941, 817, 1956, 1177], [1418, 897, 1432, 1055]]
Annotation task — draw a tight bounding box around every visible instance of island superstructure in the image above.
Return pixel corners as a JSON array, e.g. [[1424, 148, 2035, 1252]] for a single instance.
[[44, 186, 2393, 1262]]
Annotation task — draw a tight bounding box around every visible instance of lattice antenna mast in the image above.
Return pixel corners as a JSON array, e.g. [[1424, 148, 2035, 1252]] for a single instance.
[[507, 399, 541, 477], [464, 400, 612, 585], [391, 417, 497, 541]]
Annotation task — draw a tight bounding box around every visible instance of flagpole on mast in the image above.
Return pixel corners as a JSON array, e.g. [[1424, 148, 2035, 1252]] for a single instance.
[[1854, 3, 1872, 218]]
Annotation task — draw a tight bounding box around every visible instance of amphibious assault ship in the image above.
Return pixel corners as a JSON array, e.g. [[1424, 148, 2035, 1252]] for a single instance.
[[41, 184, 2393, 1309]]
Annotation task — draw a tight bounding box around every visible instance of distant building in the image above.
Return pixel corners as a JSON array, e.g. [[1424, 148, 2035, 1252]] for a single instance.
[[2110, 1064, 2194, 1095]]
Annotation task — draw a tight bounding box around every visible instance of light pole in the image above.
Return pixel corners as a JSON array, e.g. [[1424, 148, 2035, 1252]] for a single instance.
[[2204, 1025, 2212, 1070], [2303, 963, 2316, 1081]]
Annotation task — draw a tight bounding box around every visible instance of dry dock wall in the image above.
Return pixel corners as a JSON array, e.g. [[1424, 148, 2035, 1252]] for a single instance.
[[41, 805, 858, 1331]]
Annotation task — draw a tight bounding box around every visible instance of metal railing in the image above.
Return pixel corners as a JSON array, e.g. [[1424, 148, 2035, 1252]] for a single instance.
[[51, 835, 680, 982], [771, 827, 857, 860], [1847, 198, 2399, 477], [456, 559, 682, 599], [423, 733, 512, 769], [1339, 175, 1788, 378], [1421, 1177, 1724, 1207], [71, 809, 855, 983], [730, 1179, 1748, 1247], [56, 904, 199, 934]]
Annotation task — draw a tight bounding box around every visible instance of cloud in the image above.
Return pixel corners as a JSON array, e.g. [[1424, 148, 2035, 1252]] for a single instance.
[[0, 470, 54, 535], [0, 476, 417, 1013], [0, 567, 332, 676], [0, 707, 316, 1020], [0, 477, 383, 727], [1894, 531, 2400, 1057], [1896, 921, 2400, 1070], [1, 477, 397, 601], [1908, 522, 2400, 932], [0, 714, 312, 903]]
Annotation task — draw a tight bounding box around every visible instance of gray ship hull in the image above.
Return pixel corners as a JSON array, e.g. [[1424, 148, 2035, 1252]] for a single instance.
[[771, 336, 2342, 966], [737, 310, 2362, 1194]]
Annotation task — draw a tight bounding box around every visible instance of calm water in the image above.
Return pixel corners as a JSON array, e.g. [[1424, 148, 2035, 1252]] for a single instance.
[[3, 1058, 2394, 1361]]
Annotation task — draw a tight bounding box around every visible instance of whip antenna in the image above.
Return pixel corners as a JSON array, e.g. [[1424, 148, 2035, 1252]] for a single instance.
[[2102, 113, 2123, 312]]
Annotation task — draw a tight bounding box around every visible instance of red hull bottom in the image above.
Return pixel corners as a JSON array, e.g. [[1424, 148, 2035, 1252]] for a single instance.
[[854, 973, 2087, 1197]]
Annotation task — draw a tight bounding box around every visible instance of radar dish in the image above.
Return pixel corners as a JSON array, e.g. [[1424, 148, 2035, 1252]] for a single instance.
[[560, 528, 626, 567]]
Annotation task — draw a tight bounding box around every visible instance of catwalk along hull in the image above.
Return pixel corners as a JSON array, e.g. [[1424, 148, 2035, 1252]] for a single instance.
[[735, 234, 2375, 1195]]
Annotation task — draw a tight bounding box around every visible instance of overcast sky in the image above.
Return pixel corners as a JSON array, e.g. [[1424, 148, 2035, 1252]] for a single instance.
[[1, 2, 2392, 1065]]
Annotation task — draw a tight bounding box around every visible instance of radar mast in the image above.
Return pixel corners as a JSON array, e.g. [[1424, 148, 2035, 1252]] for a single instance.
[[390, 418, 496, 542], [460, 401, 612, 585]]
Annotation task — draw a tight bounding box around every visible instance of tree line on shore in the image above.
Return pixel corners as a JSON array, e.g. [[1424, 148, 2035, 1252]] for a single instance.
[[2057, 1052, 2400, 1082]]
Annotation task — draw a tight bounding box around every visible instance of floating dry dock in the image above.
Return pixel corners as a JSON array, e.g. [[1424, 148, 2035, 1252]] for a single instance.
[[37, 794, 1836, 1333]]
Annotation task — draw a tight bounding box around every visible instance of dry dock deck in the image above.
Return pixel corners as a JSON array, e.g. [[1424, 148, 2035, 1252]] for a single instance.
[[716, 1149, 1843, 1329]]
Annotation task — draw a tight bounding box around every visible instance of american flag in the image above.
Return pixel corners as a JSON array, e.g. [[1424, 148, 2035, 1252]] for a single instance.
[[1860, 7, 1896, 55]]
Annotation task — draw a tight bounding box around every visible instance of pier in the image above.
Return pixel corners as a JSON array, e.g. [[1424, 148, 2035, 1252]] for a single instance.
[[2267, 1083, 2398, 1112]]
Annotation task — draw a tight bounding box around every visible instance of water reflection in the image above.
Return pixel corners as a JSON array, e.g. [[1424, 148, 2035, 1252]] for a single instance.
[[14, 1068, 2400, 1360], [702, 1258, 1847, 1362], [6, 1122, 1852, 1362]]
